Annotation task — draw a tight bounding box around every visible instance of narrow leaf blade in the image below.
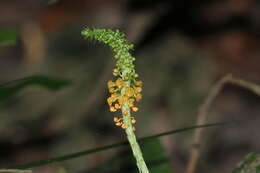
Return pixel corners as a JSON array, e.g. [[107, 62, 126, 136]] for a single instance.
[[0, 75, 71, 101], [13, 122, 226, 170]]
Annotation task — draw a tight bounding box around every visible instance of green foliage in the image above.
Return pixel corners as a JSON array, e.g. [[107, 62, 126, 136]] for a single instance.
[[0, 28, 17, 46], [233, 152, 260, 173], [0, 75, 71, 101]]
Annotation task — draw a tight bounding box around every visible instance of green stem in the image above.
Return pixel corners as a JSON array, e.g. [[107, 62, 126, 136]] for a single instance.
[[121, 83, 149, 173], [122, 109, 149, 173]]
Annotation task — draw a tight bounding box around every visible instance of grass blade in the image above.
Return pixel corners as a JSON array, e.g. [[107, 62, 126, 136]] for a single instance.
[[13, 122, 226, 169]]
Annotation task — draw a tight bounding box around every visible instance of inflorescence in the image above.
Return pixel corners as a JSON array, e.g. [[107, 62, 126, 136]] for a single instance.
[[81, 28, 143, 129], [107, 77, 142, 129]]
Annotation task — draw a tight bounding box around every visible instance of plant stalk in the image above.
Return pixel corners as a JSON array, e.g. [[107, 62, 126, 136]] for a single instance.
[[122, 110, 149, 172], [121, 84, 149, 173]]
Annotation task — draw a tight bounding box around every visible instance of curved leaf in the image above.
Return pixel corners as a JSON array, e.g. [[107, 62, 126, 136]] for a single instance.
[[0, 75, 71, 101]]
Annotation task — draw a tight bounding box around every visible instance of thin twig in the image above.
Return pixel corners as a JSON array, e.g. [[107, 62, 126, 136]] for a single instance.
[[186, 74, 260, 173], [228, 77, 260, 97], [186, 74, 232, 173]]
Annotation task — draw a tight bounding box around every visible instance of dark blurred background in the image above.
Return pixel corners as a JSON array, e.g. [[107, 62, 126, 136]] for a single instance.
[[0, 0, 260, 172]]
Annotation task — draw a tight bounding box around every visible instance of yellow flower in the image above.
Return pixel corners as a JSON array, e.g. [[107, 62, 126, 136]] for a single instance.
[[115, 78, 124, 88], [134, 87, 142, 93], [135, 80, 143, 86], [125, 87, 135, 97], [132, 106, 138, 112], [135, 93, 142, 101], [129, 98, 135, 104], [107, 80, 115, 88], [107, 97, 113, 105], [110, 106, 117, 112], [110, 93, 117, 100], [109, 87, 115, 93], [118, 96, 128, 105]]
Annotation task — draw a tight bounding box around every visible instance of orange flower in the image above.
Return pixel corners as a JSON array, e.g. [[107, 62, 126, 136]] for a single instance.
[[128, 103, 134, 107], [132, 106, 138, 112], [131, 119, 137, 124], [121, 123, 127, 129], [123, 111, 128, 115], [110, 106, 117, 112], [114, 117, 119, 122], [115, 103, 121, 109], [115, 122, 122, 126]]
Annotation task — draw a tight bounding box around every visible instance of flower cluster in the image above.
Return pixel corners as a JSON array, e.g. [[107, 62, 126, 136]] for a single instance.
[[113, 117, 136, 129], [82, 28, 142, 129], [107, 76, 142, 128]]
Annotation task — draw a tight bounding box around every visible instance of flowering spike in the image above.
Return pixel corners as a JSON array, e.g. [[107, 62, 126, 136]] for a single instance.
[[82, 28, 149, 172], [82, 28, 143, 126]]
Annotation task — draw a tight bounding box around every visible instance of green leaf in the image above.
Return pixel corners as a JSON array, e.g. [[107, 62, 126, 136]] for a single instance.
[[0, 28, 17, 46], [141, 139, 172, 173], [13, 122, 226, 170], [233, 152, 260, 173], [0, 75, 71, 101]]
